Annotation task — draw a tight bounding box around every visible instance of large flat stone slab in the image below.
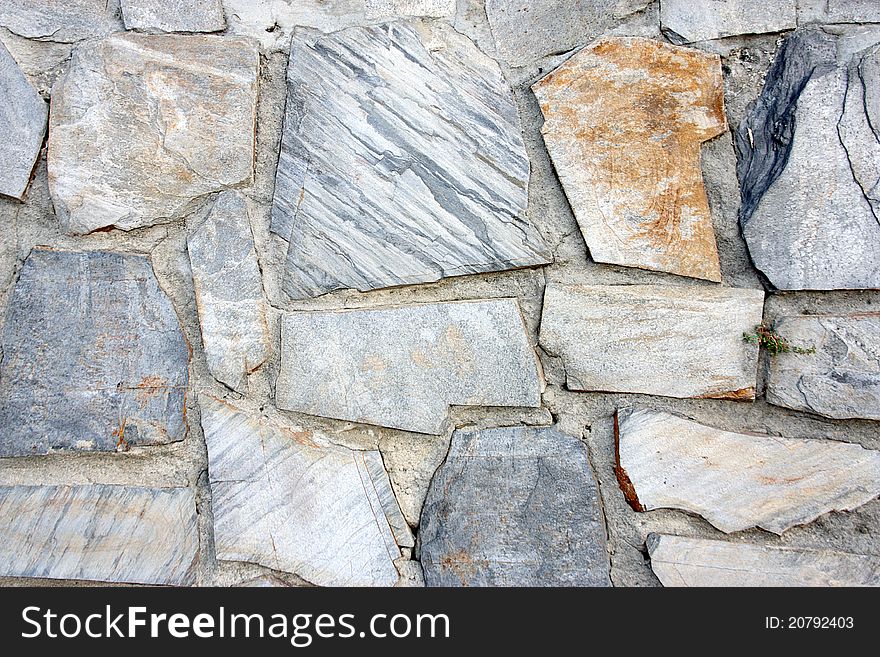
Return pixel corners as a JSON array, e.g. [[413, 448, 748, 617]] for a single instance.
[[767, 314, 880, 420], [533, 37, 725, 281], [798, 0, 880, 24], [270, 21, 549, 299], [48, 33, 259, 235], [0, 248, 189, 456], [276, 299, 543, 434], [0, 40, 47, 200], [0, 0, 122, 42], [419, 425, 610, 587], [202, 396, 412, 587], [539, 283, 764, 399], [0, 484, 198, 585], [736, 29, 880, 290], [188, 191, 269, 393], [121, 0, 227, 33], [648, 534, 880, 586], [616, 408, 880, 534], [661, 0, 796, 43]]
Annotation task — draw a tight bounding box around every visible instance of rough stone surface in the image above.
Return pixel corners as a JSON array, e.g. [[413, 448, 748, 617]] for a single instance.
[[188, 191, 269, 393], [767, 314, 880, 420], [419, 425, 610, 587], [485, 0, 652, 66], [0, 248, 190, 457], [736, 28, 880, 290], [365, 1, 455, 19], [539, 283, 764, 399], [0, 0, 122, 42], [271, 21, 549, 299], [661, 0, 797, 43], [121, 0, 226, 33], [0, 40, 47, 200], [48, 33, 259, 235], [533, 37, 726, 281], [379, 432, 450, 527], [616, 407, 880, 534], [202, 396, 413, 587], [648, 534, 880, 586], [0, 484, 198, 585], [277, 299, 542, 434], [798, 0, 880, 24]]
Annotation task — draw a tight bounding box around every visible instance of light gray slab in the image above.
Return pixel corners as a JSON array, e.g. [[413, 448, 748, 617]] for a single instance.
[[661, 0, 797, 43], [0, 0, 122, 42], [0, 484, 198, 585], [798, 0, 880, 24], [188, 191, 269, 393], [202, 396, 412, 587], [539, 283, 764, 399], [365, 1, 454, 19], [276, 299, 543, 434], [0, 248, 189, 456], [419, 425, 611, 587], [617, 408, 880, 534], [270, 21, 549, 299], [48, 33, 259, 234], [0, 40, 47, 200], [767, 314, 880, 420], [121, 0, 226, 33], [649, 534, 880, 586]]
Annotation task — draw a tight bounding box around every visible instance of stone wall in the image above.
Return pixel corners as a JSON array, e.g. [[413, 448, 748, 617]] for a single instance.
[[0, 0, 878, 587]]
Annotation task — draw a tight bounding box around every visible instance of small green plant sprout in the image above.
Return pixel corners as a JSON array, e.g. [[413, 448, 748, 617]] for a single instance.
[[743, 323, 816, 357]]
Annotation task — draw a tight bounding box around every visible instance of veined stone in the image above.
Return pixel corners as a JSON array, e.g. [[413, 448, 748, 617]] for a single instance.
[[419, 425, 610, 587], [276, 299, 543, 435], [121, 0, 227, 33], [736, 29, 880, 290], [201, 396, 413, 587], [188, 191, 269, 393], [365, 1, 455, 19], [0, 0, 122, 42], [0, 248, 189, 456], [539, 283, 764, 399], [616, 407, 880, 534], [767, 314, 880, 420], [660, 0, 796, 43], [0, 484, 198, 585], [798, 0, 880, 24], [533, 38, 725, 281], [48, 33, 259, 235], [648, 534, 880, 587], [0, 40, 47, 200], [485, 0, 652, 66], [270, 21, 550, 299]]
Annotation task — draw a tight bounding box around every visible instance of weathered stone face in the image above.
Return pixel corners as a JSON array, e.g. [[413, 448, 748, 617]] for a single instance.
[[539, 283, 764, 399], [188, 191, 270, 394], [0, 248, 190, 456], [365, 0, 454, 19], [660, 0, 797, 43], [120, 0, 227, 33], [616, 408, 880, 534], [0, 484, 198, 585], [798, 0, 880, 24], [0, 0, 122, 42], [271, 21, 550, 299], [767, 314, 880, 420], [533, 38, 726, 282], [736, 29, 880, 290], [419, 425, 610, 587], [48, 33, 259, 234], [276, 299, 543, 434], [202, 396, 412, 587], [648, 534, 880, 587], [0, 40, 47, 200]]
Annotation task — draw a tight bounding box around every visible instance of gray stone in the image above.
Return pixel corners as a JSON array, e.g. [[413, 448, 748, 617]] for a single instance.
[[270, 21, 550, 299], [767, 314, 880, 420], [616, 407, 880, 534], [419, 425, 610, 587], [202, 396, 412, 587], [0, 41, 47, 200], [798, 0, 880, 24], [661, 0, 797, 44], [485, 0, 652, 66], [188, 191, 269, 393], [736, 29, 880, 290], [365, 1, 455, 19], [0, 0, 122, 42], [0, 484, 198, 585], [48, 33, 259, 235], [276, 299, 543, 434], [379, 432, 450, 527], [539, 283, 764, 400], [0, 248, 189, 456], [649, 534, 880, 586], [121, 0, 226, 33]]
